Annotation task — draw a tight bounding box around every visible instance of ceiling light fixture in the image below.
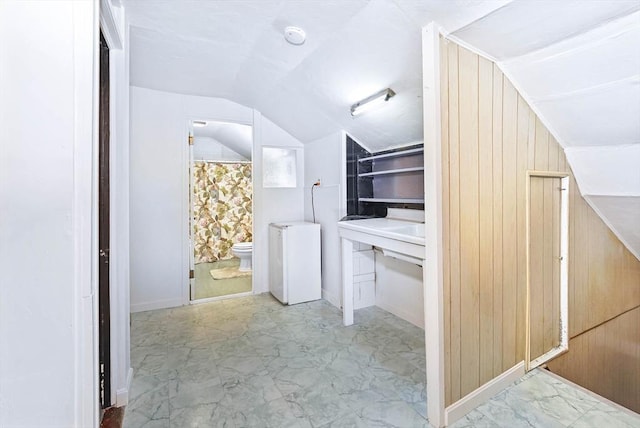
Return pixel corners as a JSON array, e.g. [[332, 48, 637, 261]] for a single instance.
[[193, 120, 207, 127], [284, 26, 306, 45], [350, 88, 396, 117]]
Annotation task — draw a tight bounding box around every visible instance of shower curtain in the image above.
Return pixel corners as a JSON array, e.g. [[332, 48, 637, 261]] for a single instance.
[[193, 161, 252, 263]]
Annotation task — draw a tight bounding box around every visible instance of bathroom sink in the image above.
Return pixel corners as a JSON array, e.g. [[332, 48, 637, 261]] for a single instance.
[[385, 223, 424, 239], [338, 218, 425, 246], [337, 216, 426, 327]]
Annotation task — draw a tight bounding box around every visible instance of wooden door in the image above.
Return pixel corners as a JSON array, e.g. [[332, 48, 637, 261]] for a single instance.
[[528, 175, 563, 365], [98, 31, 111, 409]]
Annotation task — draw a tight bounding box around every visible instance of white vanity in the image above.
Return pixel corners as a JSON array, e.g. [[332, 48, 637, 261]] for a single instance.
[[337, 213, 425, 326]]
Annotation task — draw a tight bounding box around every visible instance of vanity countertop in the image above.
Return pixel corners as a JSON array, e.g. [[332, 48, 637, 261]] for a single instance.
[[337, 218, 424, 246]]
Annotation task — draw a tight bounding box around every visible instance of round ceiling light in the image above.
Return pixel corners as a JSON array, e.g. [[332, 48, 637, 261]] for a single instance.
[[284, 26, 306, 45]]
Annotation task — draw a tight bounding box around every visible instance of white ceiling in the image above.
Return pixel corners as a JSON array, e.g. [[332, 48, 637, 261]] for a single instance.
[[124, 0, 640, 258], [125, 0, 511, 151]]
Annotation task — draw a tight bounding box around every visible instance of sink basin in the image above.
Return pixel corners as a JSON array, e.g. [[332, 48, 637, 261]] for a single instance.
[[386, 223, 424, 239], [338, 218, 425, 246]]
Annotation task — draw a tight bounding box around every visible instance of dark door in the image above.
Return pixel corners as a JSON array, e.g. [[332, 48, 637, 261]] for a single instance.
[[98, 31, 111, 409]]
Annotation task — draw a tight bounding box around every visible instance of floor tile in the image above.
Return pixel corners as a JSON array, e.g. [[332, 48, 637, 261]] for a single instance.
[[232, 397, 312, 428], [284, 379, 353, 427], [569, 402, 640, 428], [126, 293, 638, 428]]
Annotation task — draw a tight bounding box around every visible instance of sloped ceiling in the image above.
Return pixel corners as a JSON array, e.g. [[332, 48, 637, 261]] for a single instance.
[[449, 1, 640, 258], [125, 0, 511, 151], [124, 0, 640, 257]]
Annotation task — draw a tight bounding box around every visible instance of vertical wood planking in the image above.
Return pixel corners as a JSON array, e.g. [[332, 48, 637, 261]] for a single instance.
[[551, 177, 561, 349], [501, 78, 518, 370], [515, 95, 529, 362], [573, 176, 589, 335], [447, 41, 462, 404], [542, 176, 554, 352], [491, 64, 504, 378], [547, 127, 559, 171], [440, 38, 640, 408], [440, 36, 452, 407], [588, 209, 606, 328], [529, 176, 544, 360], [478, 56, 494, 385], [457, 46, 480, 397]]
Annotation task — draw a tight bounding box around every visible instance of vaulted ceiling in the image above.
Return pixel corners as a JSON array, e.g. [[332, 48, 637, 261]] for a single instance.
[[124, 0, 640, 257]]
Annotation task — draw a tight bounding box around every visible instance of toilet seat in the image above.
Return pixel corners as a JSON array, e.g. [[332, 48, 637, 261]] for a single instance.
[[232, 242, 253, 271], [233, 242, 252, 250]]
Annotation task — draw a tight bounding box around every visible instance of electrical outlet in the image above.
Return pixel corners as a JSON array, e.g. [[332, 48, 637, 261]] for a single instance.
[[314, 177, 322, 186]]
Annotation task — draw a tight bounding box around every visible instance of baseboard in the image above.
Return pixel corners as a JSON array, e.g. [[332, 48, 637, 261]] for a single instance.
[[130, 297, 183, 313], [115, 367, 133, 406], [445, 361, 525, 426], [375, 300, 424, 329], [321, 288, 341, 309]]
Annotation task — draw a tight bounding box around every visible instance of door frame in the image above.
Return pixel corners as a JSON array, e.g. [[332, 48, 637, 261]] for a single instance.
[[525, 171, 570, 371], [99, 0, 131, 410], [184, 117, 256, 304]]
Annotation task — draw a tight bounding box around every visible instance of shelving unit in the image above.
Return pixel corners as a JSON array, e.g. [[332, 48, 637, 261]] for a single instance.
[[359, 197, 424, 204], [358, 147, 423, 163], [357, 144, 424, 209], [346, 136, 424, 216], [358, 166, 424, 177]]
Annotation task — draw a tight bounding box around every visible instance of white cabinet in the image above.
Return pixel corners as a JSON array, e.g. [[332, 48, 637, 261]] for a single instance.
[[269, 222, 321, 305], [352, 244, 376, 309]]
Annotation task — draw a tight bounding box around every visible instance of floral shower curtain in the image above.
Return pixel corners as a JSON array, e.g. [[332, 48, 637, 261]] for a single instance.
[[193, 161, 252, 263]]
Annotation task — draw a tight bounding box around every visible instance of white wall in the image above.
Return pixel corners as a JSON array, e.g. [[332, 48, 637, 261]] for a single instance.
[[0, 1, 98, 426], [193, 136, 247, 162], [130, 87, 304, 311], [565, 145, 640, 259], [303, 132, 346, 307], [253, 114, 306, 294]]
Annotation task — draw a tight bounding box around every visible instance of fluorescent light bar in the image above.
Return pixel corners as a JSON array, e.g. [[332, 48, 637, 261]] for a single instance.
[[193, 120, 207, 127], [350, 88, 396, 116]]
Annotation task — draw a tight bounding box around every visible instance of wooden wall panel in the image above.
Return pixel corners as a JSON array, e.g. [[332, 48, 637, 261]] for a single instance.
[[491, 63, 504, 379], [440, 37, 640, 408], [548, 307, 640, 413], [446, 40, 462, 404], [501, 74, 518, 373], [440, 37, 452, 407], [478, 56, 494, 387], [458, 46, 480, 398]]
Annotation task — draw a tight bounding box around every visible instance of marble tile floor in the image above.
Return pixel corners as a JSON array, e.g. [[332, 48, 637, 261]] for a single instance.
[[125, 293, 640, 428], [450, 368, 640, 428], [125, 293, 428, 428]]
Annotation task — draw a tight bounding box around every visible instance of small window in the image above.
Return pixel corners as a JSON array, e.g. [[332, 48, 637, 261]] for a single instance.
[[263, 147, 297, 188]]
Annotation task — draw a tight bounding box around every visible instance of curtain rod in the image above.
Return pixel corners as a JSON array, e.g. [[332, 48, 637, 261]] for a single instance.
[[194, 159, 252, 164]]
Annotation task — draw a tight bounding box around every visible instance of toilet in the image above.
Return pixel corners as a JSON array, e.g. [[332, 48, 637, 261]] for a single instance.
[[231, 242, 253, 271]]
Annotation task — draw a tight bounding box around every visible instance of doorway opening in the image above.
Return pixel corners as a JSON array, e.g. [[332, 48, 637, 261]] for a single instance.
[[526, 172, 569, 370], [188, 120, 254, 302]]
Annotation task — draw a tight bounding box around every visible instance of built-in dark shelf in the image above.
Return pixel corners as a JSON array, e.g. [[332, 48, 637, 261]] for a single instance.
[[346, 136, 424, 216]]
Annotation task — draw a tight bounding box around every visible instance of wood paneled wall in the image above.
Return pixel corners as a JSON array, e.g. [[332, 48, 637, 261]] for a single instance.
[[440, 38, 640, 408], [548, 307, 640, 413]]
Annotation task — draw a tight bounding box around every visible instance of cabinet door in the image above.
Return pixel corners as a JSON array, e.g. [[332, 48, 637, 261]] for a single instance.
[[269, 226, 286, 303]]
